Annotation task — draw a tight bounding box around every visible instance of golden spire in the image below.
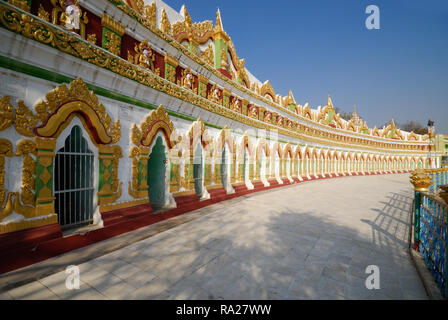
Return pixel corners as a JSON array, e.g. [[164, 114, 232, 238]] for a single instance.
[[391, 119, 396, 129], [353, 104, 357, 115], [215, 8, 223, 31], [213, 8, 229, 41], [181, 4, 192, 26], [327, 94, 334, 109]]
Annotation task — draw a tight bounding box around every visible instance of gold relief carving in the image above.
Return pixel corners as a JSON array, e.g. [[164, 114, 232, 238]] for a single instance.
[[172, 5, 213, 46], [135, 0, 144, 15], [165, 64, 176, 83], [264, 111, 272, 123], [230, 98, 241, 113], [50, 0, 88, 39], [0, 3, 424, 154], [410, 169, 433, 192], [213, 9, 229, 42], [101, 13, 125, 36], [0, 139, 13, 220], [104, 31, 121, 56], [198, 74, 208, 85], [140, 105, 178, 148], [407, 131, 419, 142], [199, 43, 214, 67], [132, 40, 160, 75], [98, 145, 123, 205], [188, 117, 211, 151], [249, 106, 258, 119], [0, 192, 13, 221], [7, 0, 29, 12], [160, 8, 171, 35], [164, 53, 179, 68], [14, 100, 39, 137], [16, 140, 37, 207], [37, 4, 49, 22], [131, 124, 142, 146], [179, 68, 195, 92], [87, 33, 97, 45], [107, 0, 425, 147], [0, 96, 39, 136], [35, 137, 56, 150], [0, 96, 13, 131], [208, 84, 220, 104], [144, 2, 156, 26], [260, 81, 276, 101], [128, 147, 140, 199], [34, 78, 120, 144]]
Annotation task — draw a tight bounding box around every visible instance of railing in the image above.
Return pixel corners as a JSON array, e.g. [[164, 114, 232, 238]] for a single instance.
[[419, 193, 447, 297], [425, 168, 448, 193], [411, 167, 448, 298]]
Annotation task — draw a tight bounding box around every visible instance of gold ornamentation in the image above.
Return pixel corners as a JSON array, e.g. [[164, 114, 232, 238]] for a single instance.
[[230, 98, 241, 113], [199, 43, 214, 67], [0, 95, 13, 131], [260, 81, 276, 101], [140, 105, 179, 148], [106, 0, 424, 148], [249, 106, 258, 119], [104, 31, 121, 56], [34, 78, 120, 145], [7, 0, 29, 12], [0, 138, 13, 216], [179, 68, 194, 91], [98, 145, 123, 205], [160, 8, 171, 35], [213, 9, 229, 42], [410, 169, 433, 192], [188, 118, 211, 151], [0, 192, 14, 221], [50, 0, 88, 39], [0, 3, 425, 156], [37, 4, 49, 22], [208, 84, 220, 104], [14, 100, 39, 137], [101, 13, 125, 36], [132, 40, 159, 75], [87, 33, 97, 45], [172, 5, 213, 46], [144, 2, 156, 26]]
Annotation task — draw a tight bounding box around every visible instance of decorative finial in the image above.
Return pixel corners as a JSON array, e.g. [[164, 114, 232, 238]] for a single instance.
[[327, 94, 333, 109], [215, 8, 223, 31], [180, 4, 192, 26]]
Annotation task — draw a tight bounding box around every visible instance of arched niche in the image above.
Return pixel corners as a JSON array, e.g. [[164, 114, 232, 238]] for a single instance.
[[33, 78, 122, 228]]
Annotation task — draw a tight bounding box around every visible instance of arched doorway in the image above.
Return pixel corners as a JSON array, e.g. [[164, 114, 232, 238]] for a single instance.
[[193, 142, 204, 198], [221, 143, 230, 189], [147, 136, 168, 210], [304, 153, 310, 177], [54, 125, 94, 229]]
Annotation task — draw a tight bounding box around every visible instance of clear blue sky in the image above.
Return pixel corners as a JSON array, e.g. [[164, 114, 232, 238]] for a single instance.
[[164, 0, 448, 134]]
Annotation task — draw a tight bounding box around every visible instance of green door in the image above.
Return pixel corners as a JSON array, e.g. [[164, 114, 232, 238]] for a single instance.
[[194, 143, 203, 197], [148, 137, 166, 209]]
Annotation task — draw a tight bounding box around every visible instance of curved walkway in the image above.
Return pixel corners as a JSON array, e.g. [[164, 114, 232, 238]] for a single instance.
[[0, 174, 427, 300]]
